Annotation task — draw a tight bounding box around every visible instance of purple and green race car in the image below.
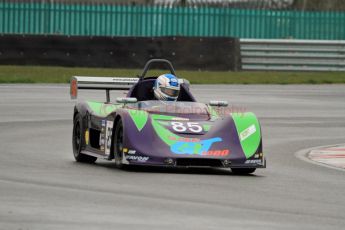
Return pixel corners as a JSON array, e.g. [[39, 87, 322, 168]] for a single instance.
[[71, 59, 265, 174]]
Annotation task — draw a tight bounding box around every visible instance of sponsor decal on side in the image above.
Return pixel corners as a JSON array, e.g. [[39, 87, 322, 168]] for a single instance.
[[202, 149, 230, 157], [123, 148, 136, 154], [105, 120, 113, 156], [128, 150, 136, 154], [99, 120, 106, 151], [168, 136, 201, 142], [171, 117, 189, 121], [240, 124, 256, 142], [126, 155, 149, 162], [245, 159, 262, 164], [171, 137, 222, 155]]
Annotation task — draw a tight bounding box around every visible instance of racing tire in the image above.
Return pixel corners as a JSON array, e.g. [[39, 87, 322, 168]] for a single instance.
[[231, 168, 256, 175], [114, 119, 125, 169], [72, 114, 97, 163]]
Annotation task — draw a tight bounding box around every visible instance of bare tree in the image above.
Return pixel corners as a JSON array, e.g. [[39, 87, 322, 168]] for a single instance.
[[180, 0, 187, 6], [292, 0, 345, 10]]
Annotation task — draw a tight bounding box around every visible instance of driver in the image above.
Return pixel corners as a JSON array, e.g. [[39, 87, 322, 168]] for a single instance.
[[153, 74, 180, 101]]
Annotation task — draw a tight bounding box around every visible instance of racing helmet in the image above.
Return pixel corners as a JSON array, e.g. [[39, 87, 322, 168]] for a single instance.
[[153, 74, 180, 101]]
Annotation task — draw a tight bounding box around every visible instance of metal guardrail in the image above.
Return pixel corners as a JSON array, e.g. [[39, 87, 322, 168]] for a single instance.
[[240, 39, 345, 71]]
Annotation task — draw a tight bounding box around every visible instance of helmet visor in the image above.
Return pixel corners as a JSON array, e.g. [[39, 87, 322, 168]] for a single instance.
[[161, 87, 180, 97]]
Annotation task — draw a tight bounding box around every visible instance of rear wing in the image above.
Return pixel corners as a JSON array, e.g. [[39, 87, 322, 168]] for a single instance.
[[70, 76, 139, 102]]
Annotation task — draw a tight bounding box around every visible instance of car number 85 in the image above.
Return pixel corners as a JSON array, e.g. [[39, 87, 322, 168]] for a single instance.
[[171, 122, 203, 133]]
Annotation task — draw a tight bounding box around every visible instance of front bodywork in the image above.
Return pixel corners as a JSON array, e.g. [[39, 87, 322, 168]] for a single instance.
[[74, 100, 265, 169]]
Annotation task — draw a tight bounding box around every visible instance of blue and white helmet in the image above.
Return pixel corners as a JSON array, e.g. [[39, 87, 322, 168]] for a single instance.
[[153, 74, 180, 101]]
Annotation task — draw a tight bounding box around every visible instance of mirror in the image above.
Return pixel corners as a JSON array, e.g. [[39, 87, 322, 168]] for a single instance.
[[178, 78, 190, 88], [209, 100, 228, 107], [116, 97, 138, 104]]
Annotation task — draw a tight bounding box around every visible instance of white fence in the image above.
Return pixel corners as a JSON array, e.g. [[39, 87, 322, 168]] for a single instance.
[[240, 39, 345, 72]]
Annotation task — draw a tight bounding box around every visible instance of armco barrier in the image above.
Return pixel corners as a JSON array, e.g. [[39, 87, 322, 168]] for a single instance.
[[0, 35, 241, 71], [240, 39, 345, 71]]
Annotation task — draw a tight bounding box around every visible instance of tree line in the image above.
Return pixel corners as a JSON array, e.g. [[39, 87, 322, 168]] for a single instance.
[[7, 0, 345, 11], [292, 0, 345, 11]]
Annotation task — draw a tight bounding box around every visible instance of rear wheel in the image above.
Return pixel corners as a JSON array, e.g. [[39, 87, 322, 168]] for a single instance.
[[231, 168, 256, 175], [114, 120, 125, 168], [72, 114, 97, 163]]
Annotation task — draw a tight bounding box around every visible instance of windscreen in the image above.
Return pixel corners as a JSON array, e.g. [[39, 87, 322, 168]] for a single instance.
[[127, 101, 209, 115]]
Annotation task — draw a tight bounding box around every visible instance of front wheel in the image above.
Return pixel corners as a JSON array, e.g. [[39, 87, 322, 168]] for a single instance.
[[72, 114, 97, 163], [231, 168, 256, 175]]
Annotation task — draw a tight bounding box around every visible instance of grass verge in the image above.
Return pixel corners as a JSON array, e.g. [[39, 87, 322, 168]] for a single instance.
[[0, 65, 345, 84]]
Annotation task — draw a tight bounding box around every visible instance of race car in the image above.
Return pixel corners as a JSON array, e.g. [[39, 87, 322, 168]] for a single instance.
[[70, 59, 265, 174]]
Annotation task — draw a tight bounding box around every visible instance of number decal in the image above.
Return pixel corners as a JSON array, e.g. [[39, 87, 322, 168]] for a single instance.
[[187, 122, 203, 133], [171, 122, 187, 132], [171, 122, 203, 133]]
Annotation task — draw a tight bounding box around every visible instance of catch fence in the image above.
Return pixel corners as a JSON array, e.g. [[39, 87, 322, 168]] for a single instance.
[[0, 2, 344, 39]]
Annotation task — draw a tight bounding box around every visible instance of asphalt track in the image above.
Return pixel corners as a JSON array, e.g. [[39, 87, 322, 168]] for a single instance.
[[1, 84, 345, 230]]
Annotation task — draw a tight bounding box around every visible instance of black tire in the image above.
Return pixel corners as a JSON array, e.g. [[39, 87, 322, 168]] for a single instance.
[[231, 168, 256, 175], [114, 119, 125, 168], [72, 114, 97, 163]]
